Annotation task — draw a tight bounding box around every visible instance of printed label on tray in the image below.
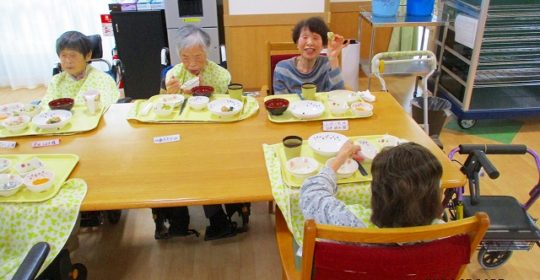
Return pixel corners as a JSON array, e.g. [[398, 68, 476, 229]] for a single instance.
[[0, 141, 17, 149], [32, 139, 61, 148], [153, 134, 181, 144], [322, 120, 349, 131]]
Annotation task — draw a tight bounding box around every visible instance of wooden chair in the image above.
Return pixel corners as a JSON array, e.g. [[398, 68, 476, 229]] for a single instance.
[[261, 41, 299, 96], [275, 206, 490, 280]]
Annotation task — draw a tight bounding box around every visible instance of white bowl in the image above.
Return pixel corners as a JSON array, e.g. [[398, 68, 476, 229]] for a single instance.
[[326, 157, 359, 179], [2, 115, 30, 133], [286, 157, 319, 179], [0, 174, 24, 197], [22, 104, 41, 117], [377, 134, 402, 148], [0, 102, 25, 116], [158, 94, 185, 108], [327, 100, 349, 116], [14, 157, 44, 176], [188, 96, 210, 111], [308, 132, 349, 157], [207, 98, 243, 118], [350, 102, 374, 117], [290, 100, 325, 120], [32, 110, 72, 130], [354, 139, 379, 162], [24, 169, 55, 192], [153, 101, 175, 116], [328, 90, 362, 104], [0, 158, 11, 173]]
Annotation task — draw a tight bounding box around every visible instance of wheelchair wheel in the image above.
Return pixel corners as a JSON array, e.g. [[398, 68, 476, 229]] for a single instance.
[[69, 263, 87, 280], [478, 248, 513, 269], [106, 210, 122, 224], [458, 118, 477, 129]]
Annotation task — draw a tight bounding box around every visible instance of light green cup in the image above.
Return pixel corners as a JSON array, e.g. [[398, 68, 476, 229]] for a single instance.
[[301, 83, 316, 100], [228, 83, 244, 100], [283, 135, 303, 159]]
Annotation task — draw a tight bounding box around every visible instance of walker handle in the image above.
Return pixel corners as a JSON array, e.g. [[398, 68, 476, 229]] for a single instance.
[[472, 150, 499, 179], [459, 144, 528, 155]]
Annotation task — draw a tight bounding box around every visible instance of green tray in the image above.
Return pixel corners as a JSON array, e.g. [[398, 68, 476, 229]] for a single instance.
[[0, 105, 105, 138], [276, 135, 399, 188], [128, 94, 259, 123], [264, 93, 373, 123], [0, 154, 79, 203]]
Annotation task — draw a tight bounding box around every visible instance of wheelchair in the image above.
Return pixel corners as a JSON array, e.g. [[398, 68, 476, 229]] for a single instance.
[[443, 144, 540, 269]]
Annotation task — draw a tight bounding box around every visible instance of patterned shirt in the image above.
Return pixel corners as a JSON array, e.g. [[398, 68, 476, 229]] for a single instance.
[[44, 65, 119, 108], [273, 56, 344, 95], [300, 166, 366, 228], [167, 60, 231, 94]]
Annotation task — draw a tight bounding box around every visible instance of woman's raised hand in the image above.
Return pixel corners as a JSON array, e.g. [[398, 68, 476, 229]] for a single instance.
[[166, 75, 181, 94], [330, 141, 363, 172], [327, 33, 349, 60]]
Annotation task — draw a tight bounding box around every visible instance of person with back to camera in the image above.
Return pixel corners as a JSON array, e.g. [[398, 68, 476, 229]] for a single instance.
[[154, 25, 247, 241], [43, 31, 119, 108], [300, 141, 444, 228], [273, 16, 349, 94]]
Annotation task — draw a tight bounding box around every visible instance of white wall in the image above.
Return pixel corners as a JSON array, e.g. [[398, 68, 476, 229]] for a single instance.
[[228, 0, 325, 15]]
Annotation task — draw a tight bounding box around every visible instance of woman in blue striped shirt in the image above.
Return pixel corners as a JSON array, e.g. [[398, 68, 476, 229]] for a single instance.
[[273, 17, 349, 94]]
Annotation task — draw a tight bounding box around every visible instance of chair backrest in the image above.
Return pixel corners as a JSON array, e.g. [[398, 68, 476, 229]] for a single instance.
[[301, 212, 489, 280], [266, 42, 299, 95]]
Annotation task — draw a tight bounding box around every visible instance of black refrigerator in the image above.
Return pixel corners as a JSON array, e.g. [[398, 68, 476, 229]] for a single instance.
[[111, 10, 168, 99]]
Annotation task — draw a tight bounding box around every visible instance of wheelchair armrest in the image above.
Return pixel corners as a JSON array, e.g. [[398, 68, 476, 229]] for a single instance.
[[12, 242, 50, 280]]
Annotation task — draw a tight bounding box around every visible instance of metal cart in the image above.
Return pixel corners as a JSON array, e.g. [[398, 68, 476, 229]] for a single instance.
[[432, 0, 540, 129]]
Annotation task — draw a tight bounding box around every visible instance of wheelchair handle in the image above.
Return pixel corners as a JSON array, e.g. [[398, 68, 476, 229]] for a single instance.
[[459, 144, 527, 155], [472, 150, 500, 179]]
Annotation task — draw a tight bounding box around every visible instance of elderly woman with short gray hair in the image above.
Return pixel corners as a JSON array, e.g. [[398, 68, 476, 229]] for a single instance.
[[164, 25, 230, 94]]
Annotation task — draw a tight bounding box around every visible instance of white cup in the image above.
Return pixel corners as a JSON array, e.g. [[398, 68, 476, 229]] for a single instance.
[[83, 90, 101, 114]]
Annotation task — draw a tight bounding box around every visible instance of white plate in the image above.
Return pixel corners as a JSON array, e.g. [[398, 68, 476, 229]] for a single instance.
[[0, 158, 11, 173], [32, 110, 72, 130], [308, 132, 349, 157], [355, 139, 379, 162], [207, 98, 243, 117], [289, 100, 325, 120], [286, 156, 319, 179], [328, 90, 362, 104]]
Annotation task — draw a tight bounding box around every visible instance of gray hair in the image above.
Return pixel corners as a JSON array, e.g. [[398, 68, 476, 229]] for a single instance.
[[175, 25, 211, 55]]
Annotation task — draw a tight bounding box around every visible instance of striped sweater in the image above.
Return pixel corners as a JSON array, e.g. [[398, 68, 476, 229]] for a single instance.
[[273, 56, 345, 95]]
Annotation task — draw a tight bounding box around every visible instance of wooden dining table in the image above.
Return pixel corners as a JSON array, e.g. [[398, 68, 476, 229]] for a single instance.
[[2, 92, 465, 211]]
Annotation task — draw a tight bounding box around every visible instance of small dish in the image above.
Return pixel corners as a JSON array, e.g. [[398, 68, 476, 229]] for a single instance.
[[286, 156, 319, 179], [207, 98, 243, 118], [327, 100, 349, 116], [264, 98, 289, 116], [325, 157, 359, 179], [32, 110, 72, 130], [350, 102, 374, 117], [24, 169, 55, 193], [23, 104, 42, 117], [289, 100, 325, 120], [187, 96, 210, 111], [180, 76, 199, 91], [153, 101, 175, 116], [0, 102, 25, 116], [48, 98, 75, 111], [377, 134, 402, 147], [0, 174, 24, 197], [328, 90, 362, 104], [0, 158, 11, 173], [14, 157, 44, 176], [355, 139, 379, 162], [191, 86, 214, 98], [2, 115, 31, 133], [158, 94, 185, 108], [308, 132, 349, 157]]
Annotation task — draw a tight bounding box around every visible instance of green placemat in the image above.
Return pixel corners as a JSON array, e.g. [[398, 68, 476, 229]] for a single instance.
[[264, 93, 373, 123], [0, 154, 79, 203], [128, 94, 259, 123], [0, 105, 105, 139], [445, 119, 522, 144], [0, 178, 87, 279]]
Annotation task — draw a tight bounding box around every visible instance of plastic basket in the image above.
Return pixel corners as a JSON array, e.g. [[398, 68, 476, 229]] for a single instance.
[[406, 0, 435, 16], [372, 0, 401, 17]]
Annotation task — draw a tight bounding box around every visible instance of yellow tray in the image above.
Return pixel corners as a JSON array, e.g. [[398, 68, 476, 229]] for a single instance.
[[0, 154, 79, 203], [264, 93, 373, 123], [0, 105, 105, 138], [128, 94, 259, 123], [277, 135, 398, 188]]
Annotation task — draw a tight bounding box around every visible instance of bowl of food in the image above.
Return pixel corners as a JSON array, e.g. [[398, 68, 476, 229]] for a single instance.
[[48, 98, 74, 111], [350, 102, 374, 117], [286, 156, 319, 179], [327, 99, 349, 116], [24, 169, 55, 193], [158, 94, 185, 108], [264, 98, 289, 116], [0, 102, 24, 116], [187, 96, 210, 111], [207, 98, 243, 118], [308, 132, 349, 157], [328, 90, 361, 104], [23, 104, 41, 117], [14, 157, 44, 176], [153, 101, 175, 117], [326, 157, 359, 179], [354, 139, 379, 163], [377, 134, 402, 148], [191, 86, 214, 98], [2, 115, 31, 133], [0, 174, 24, 197], [0, 158, 11, 173], [289, 100, 325, 120], [32, 110, 72, 130]]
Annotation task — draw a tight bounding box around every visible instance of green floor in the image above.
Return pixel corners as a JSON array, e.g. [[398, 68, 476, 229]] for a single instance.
[[445, 119, 523, 144]]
